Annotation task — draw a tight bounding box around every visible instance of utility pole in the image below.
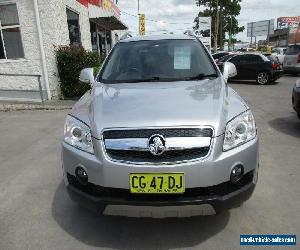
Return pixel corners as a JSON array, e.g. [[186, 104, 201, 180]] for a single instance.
[[229, 16, 233, 51], [219, 8, 223, 50], [214, 0, 219, 53]]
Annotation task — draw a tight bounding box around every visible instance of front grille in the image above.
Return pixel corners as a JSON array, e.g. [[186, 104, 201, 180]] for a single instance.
[[103, 127, 213, 164], [106, 148, 210, 163], [103, 128, 213, 139], [67, 171, 254, 200]]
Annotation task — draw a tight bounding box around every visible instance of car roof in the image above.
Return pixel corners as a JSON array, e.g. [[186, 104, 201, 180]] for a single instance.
[[120, 34, 196, 43]]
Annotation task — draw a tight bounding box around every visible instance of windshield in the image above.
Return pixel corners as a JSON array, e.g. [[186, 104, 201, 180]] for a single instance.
[[99, 39, 217, 83]]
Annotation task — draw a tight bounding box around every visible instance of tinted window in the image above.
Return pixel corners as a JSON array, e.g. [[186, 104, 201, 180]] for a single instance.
[[286, 45, 300, 55], [100, 39, 217, 83], [212, 52, 228, 60], [229, 55, 242, 63], [239, 55, 263, 63]]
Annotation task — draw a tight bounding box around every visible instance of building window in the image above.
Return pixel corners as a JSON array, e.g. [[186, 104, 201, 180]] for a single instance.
[[0, 3, 24, 59], [66, 8, 81, 46]]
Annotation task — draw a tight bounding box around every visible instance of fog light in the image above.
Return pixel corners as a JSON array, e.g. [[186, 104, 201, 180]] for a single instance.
[[230, 165, 244, 183], [75, 167, 88, 185]]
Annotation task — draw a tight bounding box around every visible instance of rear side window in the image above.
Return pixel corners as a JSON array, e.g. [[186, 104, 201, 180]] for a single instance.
[[286, 45, 300, 55], [239, 55, 263, 63]]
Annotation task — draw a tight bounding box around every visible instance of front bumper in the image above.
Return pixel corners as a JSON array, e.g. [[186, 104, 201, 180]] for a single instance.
[[66, 171, 256, 216], [62, 134, 259, 216]]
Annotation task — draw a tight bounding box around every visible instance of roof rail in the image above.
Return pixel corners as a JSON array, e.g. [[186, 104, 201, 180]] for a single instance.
[[120, 32, 133, 40], [183, 30, 196, 38]]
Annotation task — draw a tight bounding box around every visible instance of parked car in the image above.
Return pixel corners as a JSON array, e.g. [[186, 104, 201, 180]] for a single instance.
[[292, 80, 300, 119], [270, 47, 287, 65], [217, 53, 283, 84], [283, 45, 300, 75], [62, 34, 259, 218]]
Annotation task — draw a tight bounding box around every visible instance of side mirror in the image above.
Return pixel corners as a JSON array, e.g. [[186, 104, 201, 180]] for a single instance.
[[79, 68, 94, 84], [222, 62, 237, 83]]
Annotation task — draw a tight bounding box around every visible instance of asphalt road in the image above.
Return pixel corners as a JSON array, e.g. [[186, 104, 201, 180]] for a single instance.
[[0, 76, 299, 250]]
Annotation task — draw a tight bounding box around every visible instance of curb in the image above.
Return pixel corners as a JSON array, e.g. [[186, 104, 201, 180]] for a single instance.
[[0, 103, 72, 112]]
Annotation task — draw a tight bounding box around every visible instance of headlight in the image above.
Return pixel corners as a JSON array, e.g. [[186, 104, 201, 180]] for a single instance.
[[223, 110, 256, 151], [64, 115, 94, 154]]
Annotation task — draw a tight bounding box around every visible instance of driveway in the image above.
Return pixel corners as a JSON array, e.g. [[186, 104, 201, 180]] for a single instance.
[[0, 76, 299, 250]]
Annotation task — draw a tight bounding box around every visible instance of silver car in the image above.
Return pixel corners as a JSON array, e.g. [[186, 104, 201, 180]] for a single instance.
[[62, 34, 259, 218], [283, 45, 300, 75]]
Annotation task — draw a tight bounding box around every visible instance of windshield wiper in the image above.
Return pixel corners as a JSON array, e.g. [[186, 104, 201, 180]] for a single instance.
[[185, 73, 218, 81], [129, 76, 161, 83]]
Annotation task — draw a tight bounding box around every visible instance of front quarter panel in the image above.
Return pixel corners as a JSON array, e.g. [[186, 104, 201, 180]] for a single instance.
[[226, 87, 249, 122]]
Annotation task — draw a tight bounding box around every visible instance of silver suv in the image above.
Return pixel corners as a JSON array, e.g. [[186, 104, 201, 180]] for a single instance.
[[283, 45, 300, 75], [62, 35, 259, 218]]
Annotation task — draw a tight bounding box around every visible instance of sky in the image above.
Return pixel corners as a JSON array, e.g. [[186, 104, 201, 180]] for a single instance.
[[118, 0, 300, 42]]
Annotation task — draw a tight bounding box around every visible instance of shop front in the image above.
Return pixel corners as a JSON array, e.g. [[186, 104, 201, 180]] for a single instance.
[[80, 0, 127, 56]]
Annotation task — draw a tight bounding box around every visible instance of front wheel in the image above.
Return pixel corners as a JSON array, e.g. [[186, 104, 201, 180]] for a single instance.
[[256, 72, 269, 85]]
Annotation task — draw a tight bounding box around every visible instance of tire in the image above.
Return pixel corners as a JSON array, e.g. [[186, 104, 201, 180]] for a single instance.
[[297, 111, 300, 120], [256, 72, 270, 85]]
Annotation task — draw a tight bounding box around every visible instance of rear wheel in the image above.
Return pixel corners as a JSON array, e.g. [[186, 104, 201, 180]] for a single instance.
[[256, 72, 269, 85]]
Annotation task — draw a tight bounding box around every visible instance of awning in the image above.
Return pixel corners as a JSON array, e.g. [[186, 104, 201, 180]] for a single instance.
[[89, 4, 127, 30], [90, 16, 127, 30]]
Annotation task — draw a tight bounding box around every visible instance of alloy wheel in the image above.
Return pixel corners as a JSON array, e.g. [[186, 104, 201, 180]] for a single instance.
[[257, 72, 269, 85]]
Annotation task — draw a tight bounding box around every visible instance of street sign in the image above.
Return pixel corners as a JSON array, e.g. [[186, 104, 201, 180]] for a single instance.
[[195, 17, 211, 49], [139, 14, 145, 36], [247, 20, 274, 37]]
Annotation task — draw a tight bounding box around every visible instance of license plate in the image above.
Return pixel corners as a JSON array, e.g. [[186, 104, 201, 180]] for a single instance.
[[130, 173, 185, 194]]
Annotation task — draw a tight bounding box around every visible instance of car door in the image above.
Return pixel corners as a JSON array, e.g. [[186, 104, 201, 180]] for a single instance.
[[228, 55, 243, 79], [236, 55, 265, 80]]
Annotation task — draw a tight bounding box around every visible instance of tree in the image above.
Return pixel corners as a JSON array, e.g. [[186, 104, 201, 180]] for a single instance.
[[194, 0, 244, 52]]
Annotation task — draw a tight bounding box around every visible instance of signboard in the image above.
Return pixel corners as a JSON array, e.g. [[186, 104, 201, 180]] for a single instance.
[[139, 14, 145, 36], [76, 0, 120, 17], [247, 20, 274, 37], [195, 17, 211, 48], [277, 16, 300, 34], [101, 0, 121, 17]]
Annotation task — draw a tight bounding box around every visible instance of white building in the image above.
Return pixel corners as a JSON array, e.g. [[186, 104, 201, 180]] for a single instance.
[[0, 0, 127, 101]]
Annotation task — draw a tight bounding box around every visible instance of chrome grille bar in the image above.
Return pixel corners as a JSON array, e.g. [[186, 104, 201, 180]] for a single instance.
[[105, 137, 211, 151]]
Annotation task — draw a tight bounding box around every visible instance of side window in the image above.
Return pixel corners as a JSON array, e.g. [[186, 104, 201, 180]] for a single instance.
[[229, 56, 241, 63], [240, 55, 263, 63], [0, 3, 25, 59], [239, 55, 252, 63], [66, 8, 81, 46], [251, 55, 263, 62]]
